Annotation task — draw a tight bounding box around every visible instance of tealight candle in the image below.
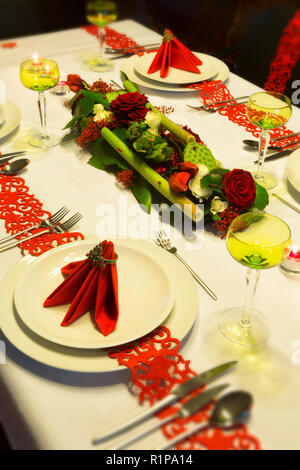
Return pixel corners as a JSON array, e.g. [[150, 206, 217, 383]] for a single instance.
[[280, 243, 300, 278]]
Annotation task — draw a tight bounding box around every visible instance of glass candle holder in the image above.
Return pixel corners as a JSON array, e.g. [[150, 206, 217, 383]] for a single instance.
[[280, 244, 300, 279]]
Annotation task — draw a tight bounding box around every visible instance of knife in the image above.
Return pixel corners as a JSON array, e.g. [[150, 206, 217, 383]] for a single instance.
[[254, 144, 300, 163], [112, 383, 229, 450], [92, 360, 237, 445]]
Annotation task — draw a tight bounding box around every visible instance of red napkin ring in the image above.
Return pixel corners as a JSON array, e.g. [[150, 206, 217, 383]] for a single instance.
[[43, 240, 119, 336]]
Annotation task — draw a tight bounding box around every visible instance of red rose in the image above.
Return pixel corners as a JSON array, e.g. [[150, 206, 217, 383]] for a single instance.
[[222, 169, 256, 210], [66, 74, 88, 93], [110, 92, 148, 125], [169, 172, 190, 193]]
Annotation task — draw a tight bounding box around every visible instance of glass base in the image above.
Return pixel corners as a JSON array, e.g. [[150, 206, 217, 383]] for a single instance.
[[29, 133, 60, 149], [87, 57, 114, 72], [252, 170, 278, 190], [219, 307, 270, 346]]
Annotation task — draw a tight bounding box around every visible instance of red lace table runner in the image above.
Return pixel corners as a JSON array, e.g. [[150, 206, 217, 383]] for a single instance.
[[0, 172, 84, 256]]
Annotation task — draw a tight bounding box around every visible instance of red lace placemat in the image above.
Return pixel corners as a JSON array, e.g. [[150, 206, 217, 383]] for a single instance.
[[109, 326, 260, 450], [0, 172, 84, 256], [265, 9, 300, 93]]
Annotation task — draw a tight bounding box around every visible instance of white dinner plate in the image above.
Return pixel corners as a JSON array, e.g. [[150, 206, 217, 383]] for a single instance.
[[285, 147, 300, 193], [14, 238, 176, 350], [0, 236, 199, 373], [134, 52, 217, 85], [0, 100, 21, 141], [121, 54, 229, 93]]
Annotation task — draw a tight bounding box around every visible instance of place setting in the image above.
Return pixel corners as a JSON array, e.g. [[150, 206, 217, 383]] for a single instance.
[[1, 3, 300, 453]]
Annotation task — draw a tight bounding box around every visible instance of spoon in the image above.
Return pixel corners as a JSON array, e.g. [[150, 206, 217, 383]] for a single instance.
[[0, 158, 30, 175], [155, 390, 252, 450]]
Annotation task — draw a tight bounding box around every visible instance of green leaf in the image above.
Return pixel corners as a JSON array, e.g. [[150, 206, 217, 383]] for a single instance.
[[120, 71, 129, 82], [88, 134, 129, 171], [81, 89, 110, 109], [132, 177, 152, 213], [201, 168, 230, 188], [251, 183, 269, 210], [63, 115, 80, 130], [68, 91, 82, 106]]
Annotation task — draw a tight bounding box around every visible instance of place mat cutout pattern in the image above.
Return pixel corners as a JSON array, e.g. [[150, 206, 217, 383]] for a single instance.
[[110, 326, 260, 450]]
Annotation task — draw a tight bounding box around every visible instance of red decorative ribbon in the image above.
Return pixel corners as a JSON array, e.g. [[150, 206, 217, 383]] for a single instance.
[[0, 42, 18, 49], [264, 9, 300, 93], [0, 172, 84, 256], [110, 326, 261, 450], [81, 25, 144, 52]]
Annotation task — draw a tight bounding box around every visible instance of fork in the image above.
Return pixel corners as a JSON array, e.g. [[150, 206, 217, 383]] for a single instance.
[[105, 43, 159, 53], [187, 95, 249, 113], [0, 212, 82, 253], [155, 230, 217, 301], [0, 206, 69, 246]]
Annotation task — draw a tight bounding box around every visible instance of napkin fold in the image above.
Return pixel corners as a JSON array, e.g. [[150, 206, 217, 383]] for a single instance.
[[43, 240, 119, 336], [147, 29, 202, 78]]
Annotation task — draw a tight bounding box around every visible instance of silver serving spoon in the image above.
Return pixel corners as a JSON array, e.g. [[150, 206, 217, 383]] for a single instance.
[[243, 131, 300, 150], [0, 158, 30, 175], [155, 390, 252, 450]]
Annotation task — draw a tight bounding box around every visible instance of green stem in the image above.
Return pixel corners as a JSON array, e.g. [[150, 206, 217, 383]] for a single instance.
[[101, 127, 202, 222]]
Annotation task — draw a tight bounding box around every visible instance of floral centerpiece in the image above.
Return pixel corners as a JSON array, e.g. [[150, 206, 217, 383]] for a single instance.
[[65, 73, 269, 236]]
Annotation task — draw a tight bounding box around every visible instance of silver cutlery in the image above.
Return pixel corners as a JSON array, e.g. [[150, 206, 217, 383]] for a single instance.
[[244, 131, 300, 149], [155, 229, 217, 301], [0, 206, 70, 246], [245, 141, 300, 152], [0, 150, 26, 160], [113, 384, 229, 450], [187, 95, 249, 113], [0, 212, 82, 252], [155, 390, 252, 450], [254, 144, 300, 163], [0, 158, 29, 176], [272, 193, 300, 215], [92, 361, 237, 445]]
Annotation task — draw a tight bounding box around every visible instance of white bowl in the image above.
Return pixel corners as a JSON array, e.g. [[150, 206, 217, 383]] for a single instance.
[[286, 148, 300, 193]]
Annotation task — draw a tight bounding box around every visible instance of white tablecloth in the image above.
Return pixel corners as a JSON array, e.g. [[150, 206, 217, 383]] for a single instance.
[[0, 20, 300, 450]]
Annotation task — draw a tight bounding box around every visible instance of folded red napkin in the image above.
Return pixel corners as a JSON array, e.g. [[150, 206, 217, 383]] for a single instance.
[[148, 29, 202, 78], [43, 240, 119, 336]]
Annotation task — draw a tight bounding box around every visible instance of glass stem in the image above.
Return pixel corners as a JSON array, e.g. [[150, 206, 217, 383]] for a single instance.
[[99, 27, 106, 60], [255, 128, 270, 181], [241, 268, 260, 327], [37, 92, 48, 141]]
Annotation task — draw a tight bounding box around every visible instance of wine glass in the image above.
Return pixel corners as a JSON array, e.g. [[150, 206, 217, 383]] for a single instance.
[[86, 0, 118, 72], [20, 57, 60, 148], [246, 91, 292, 190], [219, 212, 291, 346]]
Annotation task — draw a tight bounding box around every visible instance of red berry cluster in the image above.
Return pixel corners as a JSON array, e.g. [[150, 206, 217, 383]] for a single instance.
[[212, 206, 241, 238], [90, 79, 117, 94], [116, 170, 137, 188]]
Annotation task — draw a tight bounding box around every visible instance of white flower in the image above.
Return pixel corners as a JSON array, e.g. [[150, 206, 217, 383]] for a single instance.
[[210, 196, 229, 215], [145, 111, 161, 129], [188, 164, 212, 201]]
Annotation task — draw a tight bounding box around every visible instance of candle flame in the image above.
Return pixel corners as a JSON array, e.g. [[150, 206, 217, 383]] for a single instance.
[[33, 53, 39, 64]]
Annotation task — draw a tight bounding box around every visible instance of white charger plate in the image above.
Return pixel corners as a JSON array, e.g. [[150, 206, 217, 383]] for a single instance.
[[0, 236, 198, 373], [286, 147, 300, 193], [14, 239, 176, 350], [121, 54, 229, 93], [0, 100, 21, 141], [134, 52, 217, 85]]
